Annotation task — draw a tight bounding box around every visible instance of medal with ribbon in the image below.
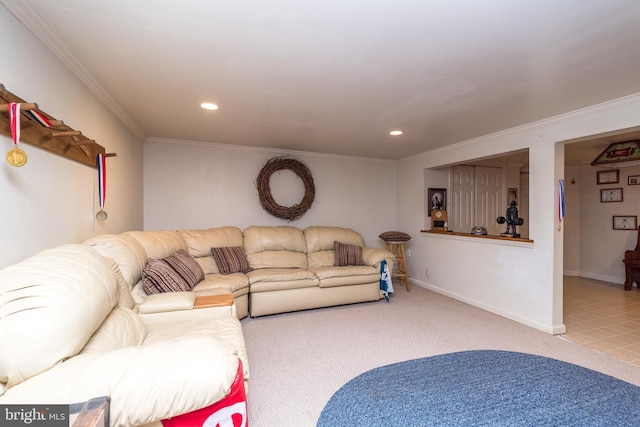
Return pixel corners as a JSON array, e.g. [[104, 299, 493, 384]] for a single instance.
[[6, 102, 28, 167], [96, 153, 108, 221]]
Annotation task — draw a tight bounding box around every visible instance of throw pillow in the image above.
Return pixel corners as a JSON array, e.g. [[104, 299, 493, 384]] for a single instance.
[[334, 241, 364, 266], [142, 258, 191, 294], [378, 231, 412, 242], [211, 246, 253, 274], [163, 249, 204, 288]]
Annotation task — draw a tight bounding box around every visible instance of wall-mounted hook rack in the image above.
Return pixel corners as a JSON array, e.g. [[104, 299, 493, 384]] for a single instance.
[[0, 83, 116, 168]]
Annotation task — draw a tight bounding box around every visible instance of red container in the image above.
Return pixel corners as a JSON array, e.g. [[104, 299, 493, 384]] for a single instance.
[[162, 360, 247, 427]]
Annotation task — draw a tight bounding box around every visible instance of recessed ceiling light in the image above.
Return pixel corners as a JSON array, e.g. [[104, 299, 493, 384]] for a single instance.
[[200, 102, 219, 110], [389, 130, 404, 136]]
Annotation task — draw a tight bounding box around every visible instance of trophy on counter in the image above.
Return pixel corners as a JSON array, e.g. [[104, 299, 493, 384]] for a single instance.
[[497, 200, 524, 238]]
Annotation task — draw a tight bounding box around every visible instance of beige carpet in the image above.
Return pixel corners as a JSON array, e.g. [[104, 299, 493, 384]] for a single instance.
[[241, 285, 640, 427]]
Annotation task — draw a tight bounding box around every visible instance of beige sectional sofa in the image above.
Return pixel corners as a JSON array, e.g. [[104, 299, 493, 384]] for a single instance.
[[0, 225, 393, 426], [84, 225, 394, 319]]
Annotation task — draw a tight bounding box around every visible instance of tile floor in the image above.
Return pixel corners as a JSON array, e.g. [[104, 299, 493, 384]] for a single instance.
[[563, 275, 640, 366]]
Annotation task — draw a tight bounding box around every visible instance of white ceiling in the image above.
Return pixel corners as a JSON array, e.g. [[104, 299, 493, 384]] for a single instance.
[[4, 0, 640, 161]]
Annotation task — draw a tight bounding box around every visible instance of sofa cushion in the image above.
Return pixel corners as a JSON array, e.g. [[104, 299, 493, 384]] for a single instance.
[[179, 227, 245, 275], [243, 226, 308, 269], [211, 247, 253, 274], [164, 249, 204, 287], [142, 258, 191, 294], [194, 273, 250, 295], [0, 244, 118, 392], [310, 265, 380, 288], [334, 241, 364, 266], [179, 227, 244, 258], [104, 257, 136, 310], [125, 230, 188, 260], [144, 316, 249, 380], [83, 234, 148, 289], [80, 307, 147, 354], [304, 226, 365, 254], [247, 268, 319, 292], [0, 335, 240, 427]]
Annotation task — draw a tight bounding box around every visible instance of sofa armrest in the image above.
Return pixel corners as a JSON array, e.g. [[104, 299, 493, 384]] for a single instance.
[[138, 292, 236, 331], [0, 335, 240, 427], [362, 247, 395, 270], [137, 292, 196, 314]]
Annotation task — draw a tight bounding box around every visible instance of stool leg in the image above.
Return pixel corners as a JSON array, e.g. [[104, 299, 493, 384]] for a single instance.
[[397, 243, 410, 292], [386, 242, 410, 292]]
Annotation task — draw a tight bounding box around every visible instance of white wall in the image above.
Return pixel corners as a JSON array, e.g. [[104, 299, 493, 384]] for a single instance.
[[563, 166, 581, 275], [398, 94, 640, 334], [577, 164, 640, 283], [0, 6, 144, 268], [143, 138, 397, 247]]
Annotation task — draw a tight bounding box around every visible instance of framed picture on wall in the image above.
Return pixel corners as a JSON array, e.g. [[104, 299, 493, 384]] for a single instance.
[[613, 216, 637, 230], [427, 188, 447, 216], [628, 175, 640, 185], [600, 188, 623, 203], [597, 169, 619, 184]]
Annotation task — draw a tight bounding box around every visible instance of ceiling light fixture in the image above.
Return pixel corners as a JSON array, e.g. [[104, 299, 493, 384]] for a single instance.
[[200, 102, 219, 111], [389, 130, 404, 136]]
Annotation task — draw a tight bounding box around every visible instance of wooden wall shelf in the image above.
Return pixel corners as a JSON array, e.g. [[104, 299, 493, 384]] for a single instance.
[[421, 229, 533, 243], [0, 83, 115, 168]]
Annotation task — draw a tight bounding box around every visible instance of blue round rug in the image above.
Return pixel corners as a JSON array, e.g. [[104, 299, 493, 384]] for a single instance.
[[317, 350, 640, 427]]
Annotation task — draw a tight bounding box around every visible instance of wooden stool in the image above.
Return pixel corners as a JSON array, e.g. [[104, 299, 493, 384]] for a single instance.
[[385, 241, 410, 291]]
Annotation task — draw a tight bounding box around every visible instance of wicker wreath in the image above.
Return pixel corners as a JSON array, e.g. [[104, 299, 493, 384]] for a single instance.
[[256, 157, 315, 220]]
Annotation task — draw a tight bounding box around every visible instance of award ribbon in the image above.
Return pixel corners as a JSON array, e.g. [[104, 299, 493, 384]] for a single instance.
[[9, 102, 20, 143], [6, 102, 28, 167], [25, 109, 52, 127], [96, 153, 108, 221], [558, 179, 565, 230]]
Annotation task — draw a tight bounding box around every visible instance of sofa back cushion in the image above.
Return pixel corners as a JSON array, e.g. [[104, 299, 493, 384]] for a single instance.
[[125, 230, 188, 260], [105, 257, 136, 309], [0, 244, 118, 393], [80, 307, 146, 354], [179, 227, 244, 274], [304, 226, 366, 268], [84, 234, 148, 290], [243, 226, 308, 269]]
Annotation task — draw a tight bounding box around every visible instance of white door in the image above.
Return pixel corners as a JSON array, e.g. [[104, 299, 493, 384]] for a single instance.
[[451, 165, 475, 232], [451, 165, 503, 234], [475, 166, 502, 236]]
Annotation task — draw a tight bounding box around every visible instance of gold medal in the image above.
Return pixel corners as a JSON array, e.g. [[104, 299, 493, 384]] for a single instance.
[[6, 146, 27, 167]]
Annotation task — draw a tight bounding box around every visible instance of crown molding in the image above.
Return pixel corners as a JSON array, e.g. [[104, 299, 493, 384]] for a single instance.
[[1, 0, 145, 139], [144, 137, 397, 164], [403, 92, 640, 164]]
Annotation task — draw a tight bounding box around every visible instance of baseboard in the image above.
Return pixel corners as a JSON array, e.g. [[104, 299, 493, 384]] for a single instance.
[[578, 272, 624, 285], [410, 280, 566, 335]]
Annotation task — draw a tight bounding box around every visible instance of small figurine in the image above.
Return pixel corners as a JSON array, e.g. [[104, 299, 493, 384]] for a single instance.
[[497, 200, 524, 238]]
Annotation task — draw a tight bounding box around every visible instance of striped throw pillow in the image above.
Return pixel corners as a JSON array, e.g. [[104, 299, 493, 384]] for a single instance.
[[142, 258, 191, 294], [211, 246, 253, 275], [334, 241, 364, 266], [163, 249, 204, 288]]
